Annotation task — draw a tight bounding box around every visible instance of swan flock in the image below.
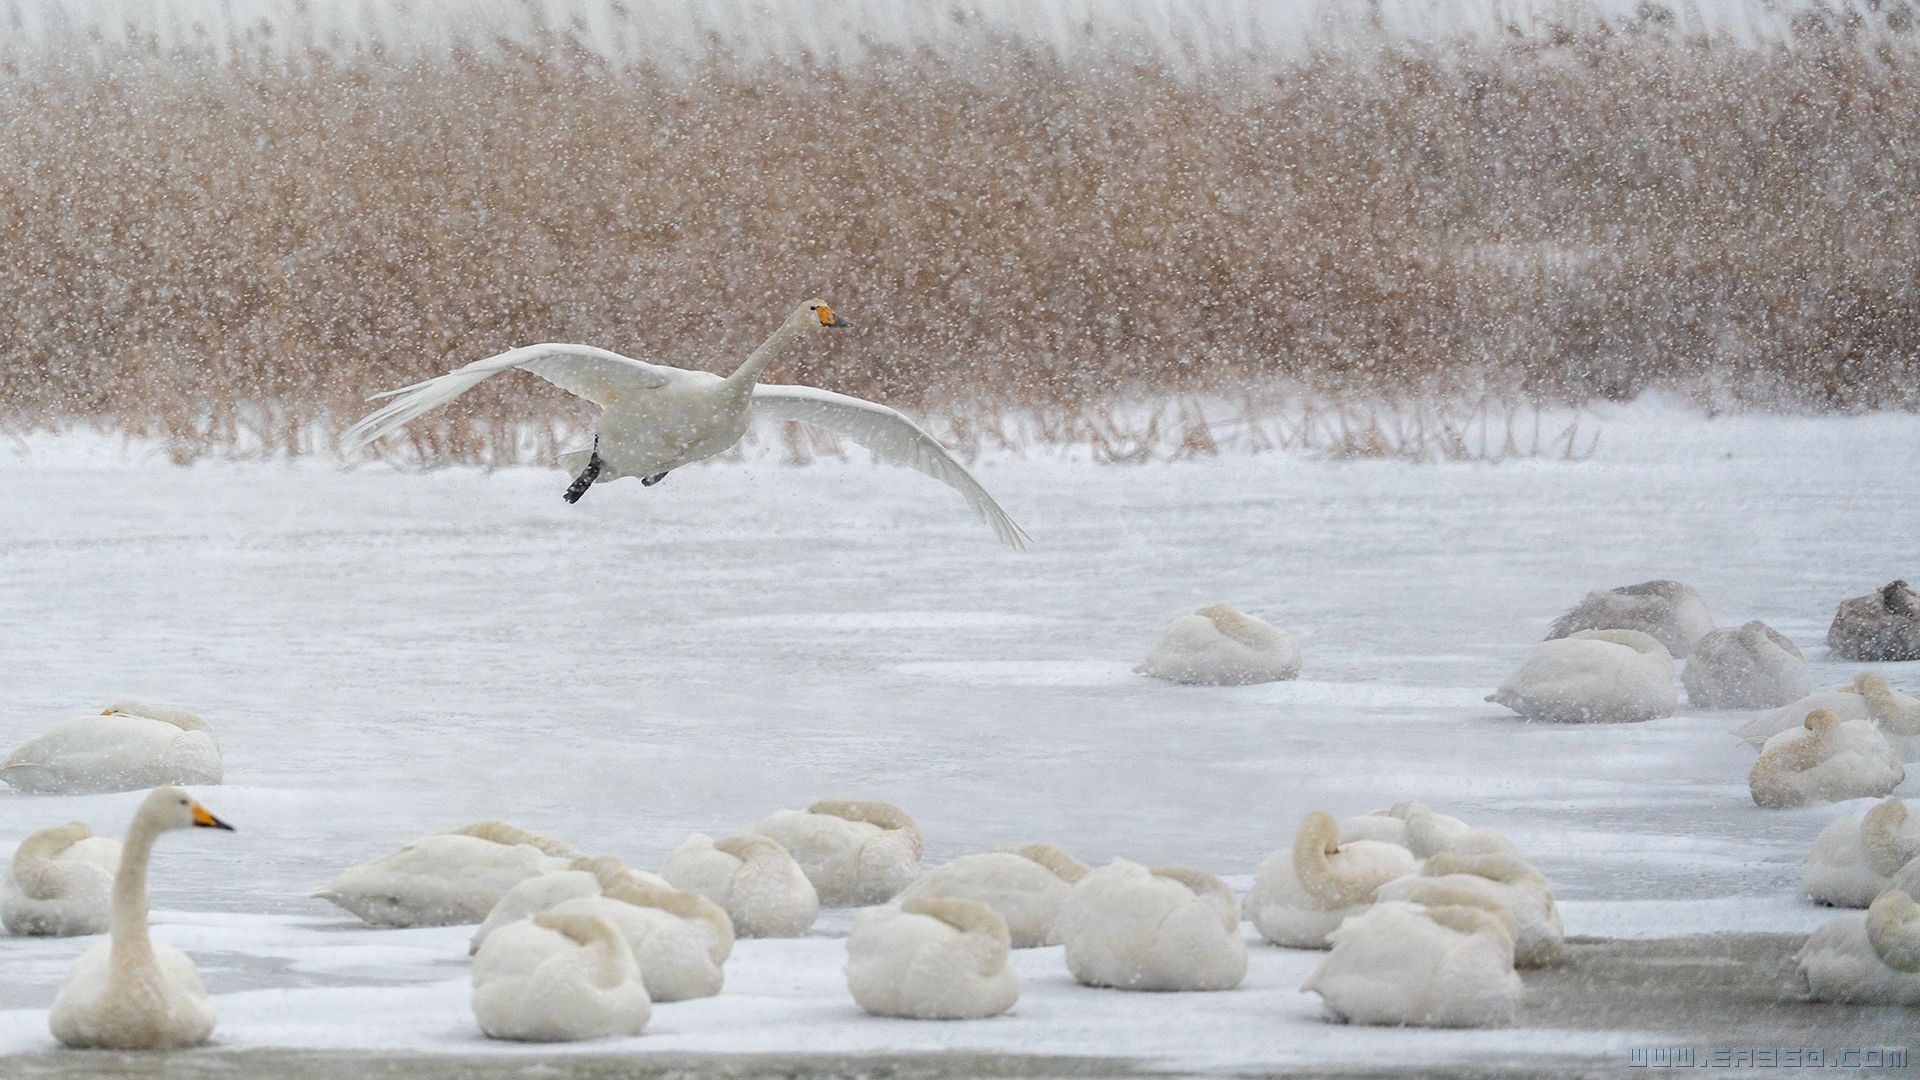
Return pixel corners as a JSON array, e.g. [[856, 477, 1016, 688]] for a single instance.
[[342, 301, 1029, 548]]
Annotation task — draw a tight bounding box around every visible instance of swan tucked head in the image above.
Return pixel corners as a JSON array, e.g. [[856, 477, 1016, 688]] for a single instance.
[[1802, 708, 1842, 736], [793, 298, 848, 330], [142, 785, 235, 833]]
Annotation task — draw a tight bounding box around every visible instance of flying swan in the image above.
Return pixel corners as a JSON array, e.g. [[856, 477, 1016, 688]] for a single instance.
[[341, 300, 1030, 548]]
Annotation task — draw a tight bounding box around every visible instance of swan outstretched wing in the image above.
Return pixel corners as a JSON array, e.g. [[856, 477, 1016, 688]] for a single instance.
[[343, 345, 673, 452], [751, 385, 1031, 549]]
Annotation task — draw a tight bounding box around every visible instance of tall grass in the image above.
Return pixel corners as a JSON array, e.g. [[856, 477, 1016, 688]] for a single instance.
[[1, 1, 1916, 461]]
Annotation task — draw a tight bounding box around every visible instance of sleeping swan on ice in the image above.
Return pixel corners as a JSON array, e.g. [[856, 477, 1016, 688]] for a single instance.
[[48, 786, 234, 1050], [1302, 894, 1523, 1027], [1376, 850, 1564, 967], [1855, 674, 1920, 760], [1487, 629, 1676, 723], [1682, 621, 1810, 709], [2, 704, 221, 795], [473, 855, 733, 1002], [2, 821, 122, 937], [1793, 890, 1920, 1003], [1804, 799, 1920, 908], [1134, 604, 1301, 685], [1247, 810, 1418, 949], [751, 800, 923, 905], [1054, 861, 1246, 991], [314, 821, 585, 927], [1545, 579, 1715, 658], [1750, 710, 1904, 809], [845, 897, 1020, 1019], [1827, 580, 1920, 662], [661, 833, 818, 938], [471, 911, 651, 1041], [892, 843, 1088, 948]]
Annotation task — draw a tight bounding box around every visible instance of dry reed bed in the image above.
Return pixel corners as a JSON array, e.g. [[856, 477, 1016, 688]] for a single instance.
[[0, 4, 1916, 462]]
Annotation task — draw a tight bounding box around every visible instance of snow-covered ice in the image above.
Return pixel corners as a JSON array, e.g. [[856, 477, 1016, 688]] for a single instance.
[[1, 403, 1917, 1069]]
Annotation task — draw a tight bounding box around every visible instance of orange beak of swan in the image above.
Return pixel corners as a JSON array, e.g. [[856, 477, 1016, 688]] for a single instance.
[[816, 304, 848, 328], [191, 803, 236, 831]]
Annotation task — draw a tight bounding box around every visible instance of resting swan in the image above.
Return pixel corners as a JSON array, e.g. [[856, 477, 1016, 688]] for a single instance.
[[1340, 803, 1504, 859], [1731, 684, 1877, 748], [2, 821, 122, 936], [1302, 896, 1523, 1027], [1054, 861, 1246, 991], [1792, 892, 1920, 1003], [1545, 579, 1715, 658], [845, 897, 1019, 1019], [1247, 810, 1418, 949], [1828, 580, 1920, 661], [342, 301, 1029, 548], [314, 821, 585, 927], [2, 703, 221, 795], [473, 856, 733, 1002], [1682, 621, 1810, 709], [1376, 851, 1564, 967], [48, 786, 234, 1049], [1804, 799, 1920, 907], [660, 833, 818, 938], [1856, 674, 1920, 760], [893, 843, 1088, 948], [471, 912, 651, 1041], [751, 799, 923, 906], [1750, 709, 1904, 809], [1134, 604, 1302, 685], [1487, 629, 1676, 723]]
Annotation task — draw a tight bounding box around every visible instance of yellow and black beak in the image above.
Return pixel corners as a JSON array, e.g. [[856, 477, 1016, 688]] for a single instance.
[[816, 304, 848, 329], [191, 803, 236, 831]]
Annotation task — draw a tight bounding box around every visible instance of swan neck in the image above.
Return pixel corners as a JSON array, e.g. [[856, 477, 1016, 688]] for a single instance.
[[726, 320, 802, 390], [110, 816, 161, 967]]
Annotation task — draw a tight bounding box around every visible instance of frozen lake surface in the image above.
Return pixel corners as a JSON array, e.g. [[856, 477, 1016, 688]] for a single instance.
[[1, 404, 1917, 1071]]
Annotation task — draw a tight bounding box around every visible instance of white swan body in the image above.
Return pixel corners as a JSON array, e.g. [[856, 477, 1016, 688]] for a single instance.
[[2, 821, 122, 936], [845, 897, 1019, 1019], [1731, 685, 1875, 748], [893, 843, 1087, 948], [48, 786, 233, 1049], [1828, 580, 1920, 662], [1751, 710, 1905, 809], [1488, 629, 1676, 723], [660, 833, 818, 938], [343, 301, 1029, 548], [1866, 890, 1920, 972], [1303, 899, 1522, 1027], [1682, 621, 1810, 709], [751, 800, 923, 906], [1792, 906, 1920, 1003], [2, 704, 220, 796], [1545, 579, 1715, 657], [1855, 674, 1920, 760], [1055, 861, 1246, 991], [1804, 799, 1920, 907], [1375, 851, 1564, 967], [1342, 803, 1492, 859], [473, 856, 732, 1002], [1134, 604, 1301, 685], [471, 912, 651, 1041], [314, 821, 584, 927], [1247, 811, 1419, 949]]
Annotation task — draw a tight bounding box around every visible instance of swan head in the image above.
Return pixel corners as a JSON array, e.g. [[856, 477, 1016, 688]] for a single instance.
[[143, 785, 235, 832], [793, 298, 848, 331], [1803, 708, 1842, 736]]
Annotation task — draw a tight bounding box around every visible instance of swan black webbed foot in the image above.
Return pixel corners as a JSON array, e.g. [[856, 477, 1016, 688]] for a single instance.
[[563, 437, 603, 504], [641, 471, 669, 487]]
